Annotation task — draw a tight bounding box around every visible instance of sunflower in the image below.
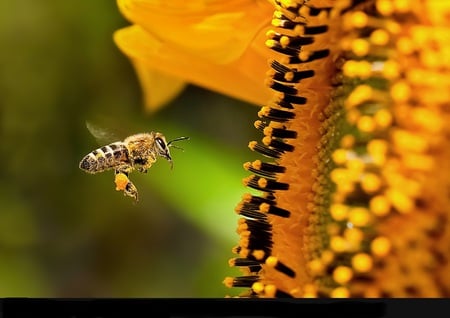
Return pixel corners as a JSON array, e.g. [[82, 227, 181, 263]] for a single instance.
[[115, 0, 450, 297]]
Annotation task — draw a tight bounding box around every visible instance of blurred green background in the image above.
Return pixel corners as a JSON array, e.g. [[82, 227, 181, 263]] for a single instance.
[[0, 1, 262, 297]]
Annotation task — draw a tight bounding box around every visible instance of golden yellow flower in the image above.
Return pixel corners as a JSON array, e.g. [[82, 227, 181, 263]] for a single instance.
[[114, 0, 277, 111], [115, 0, 450, 297]]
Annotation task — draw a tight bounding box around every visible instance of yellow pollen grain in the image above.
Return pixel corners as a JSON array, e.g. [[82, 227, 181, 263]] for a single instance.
[[331, 287, 350, 298], [345, 85, 373, 109], [396, 37, 415, 54], [257, 177, 268, 188], [265, 39, 277, 49], [351, 38, 370, 56], [341, 135, 355, 148], [114, 173, 129, 191], [330, 236, 349, 253], [412, 108, 443, 133], [351, 11, 368, 28], [259, 202, 270, 213], [376, 0, 394, 16], [393, 0, 410, 13], [333, 266, 353, 284], [382, 60, 400, 79], [370, 195, 391, 216], [361, 172, 382, 193], [390, 81, 411, 102], [357, 115, 376, 133], [371, 236, 391, 257], [308, 259, 325, 276], [403, 154, 434, 171], [347, 159, 365, 176], [265, 256, 278, 267], [352, 253, 373, 272], [252, 250, 265, 261], [370, 29, 390, 45], [344, 227, 364, 244], [374, 109, 393, 128], [348, 207, 372, 227], [321, 250, 335, 265], [279, 35, 290, 48], [332, 149, 348, 165], [252, 282, 264, 294], [330, 203, 349, 221], [299, 50, 311, 61], [392, 130, 428, 153]]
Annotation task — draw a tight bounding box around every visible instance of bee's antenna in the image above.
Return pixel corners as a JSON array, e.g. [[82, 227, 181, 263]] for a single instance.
[[167, 136, 190, 151]]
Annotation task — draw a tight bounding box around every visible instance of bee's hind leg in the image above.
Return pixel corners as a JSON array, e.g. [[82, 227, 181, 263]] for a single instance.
[[114, 170, 139, 201]]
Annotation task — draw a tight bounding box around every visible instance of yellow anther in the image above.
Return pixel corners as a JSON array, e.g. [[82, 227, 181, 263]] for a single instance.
[[374, 109, 393, 128], [370, 29, 389, 45], [308, 259, 325, 276], [252, 282, 264, 294], [370, 195, 391, 217], [340, 135, 355, 148], [348, 207, 372, 227], [357, 115, 376, 133], [376, 0, 394, 15], [393, 0, 410, 12], [403, 154, 434, 171], [382, 60, 400, 79], [352, 38, 370, 56], [330, 203, 349, 221], [390, 81, 411, 102], [396, 37, 415, 54], [345, 85, 373, 108], [351, 11, 368, 28], [330, 236, 349, 253], [303, 284, 318, 298], [332, 149, 348, 165], [392, 129, 428, 153], [333, 266, 353, 284], [352, 253, 373, 273], [361, 172, 382, 193], [344, 227, 364, 244], [321, 250, 335, 265], [331, 287, 350, 298], [371, 236, 391, 257]]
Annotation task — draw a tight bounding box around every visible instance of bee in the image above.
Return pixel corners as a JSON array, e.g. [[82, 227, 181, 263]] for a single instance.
[[79, 124, 189, 201]]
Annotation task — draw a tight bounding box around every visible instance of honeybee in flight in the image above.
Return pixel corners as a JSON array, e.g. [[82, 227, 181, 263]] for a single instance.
[[79, 122, 189, 201]]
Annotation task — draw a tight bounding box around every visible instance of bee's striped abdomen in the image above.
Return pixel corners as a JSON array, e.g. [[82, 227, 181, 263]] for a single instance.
[[79, 142, 128, 173]]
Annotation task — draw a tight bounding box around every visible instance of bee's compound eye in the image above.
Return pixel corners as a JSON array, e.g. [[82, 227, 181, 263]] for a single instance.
[[155, 137, 166, 150]]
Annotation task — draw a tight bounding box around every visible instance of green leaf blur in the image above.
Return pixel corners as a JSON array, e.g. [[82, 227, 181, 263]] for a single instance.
[[0, 0, 260, 297]]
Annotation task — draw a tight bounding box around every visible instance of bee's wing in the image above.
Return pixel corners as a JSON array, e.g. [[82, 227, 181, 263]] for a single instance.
[[85, 120, 123, 145]]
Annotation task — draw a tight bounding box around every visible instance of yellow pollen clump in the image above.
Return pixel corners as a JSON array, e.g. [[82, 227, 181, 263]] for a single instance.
[[332, 149, 348, 165], [392, 129, 428, 153], [361, 172, 382, 193], [252, 250, 265, 260], [252, 282, 264, 294], [352, 253, 373, 272], [370, 29, 390, 45], [321, 250, 335, 265], [341, 135, 356, 148], [371, 236, 391, 257], [348, 207, 372, 227], [346, 84, 374, 109], [351, 38, 370, 56], [344, 227, 364, 244], [411, 108, 443, 133], [396, 37, 415, 54], [308, 259, 325, 276], [391, 81, 411, 102], [114, 173, 129, 191], [330, 235, 349, 253], [265, 256, 278, 267], [376, 0, 394, 16], [357, 116, 376, 133], [333, 266, 353, 284], [351, 11, 368, 28], [394, 0, 410, 13], [374, 109, 393, 128], [402, 154, 434, 171], [279, 35, 290, 48], [330, 203, 349, 221], [382, 60, 400, 79], [367, 139, 388, 165], [331, 287, 350, 298], [386, 188, 414, 213], [370, 195, 391, 216]]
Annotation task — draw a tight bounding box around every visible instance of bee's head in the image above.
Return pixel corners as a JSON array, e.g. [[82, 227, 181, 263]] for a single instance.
[[154, 133, 189, 169]]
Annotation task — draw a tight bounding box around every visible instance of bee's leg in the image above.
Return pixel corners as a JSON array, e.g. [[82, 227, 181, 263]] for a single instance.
[[114, 169, 138, 201]]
